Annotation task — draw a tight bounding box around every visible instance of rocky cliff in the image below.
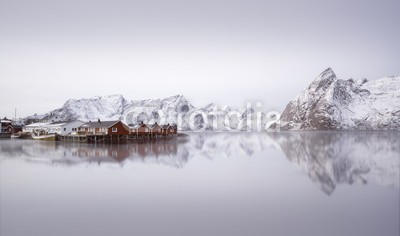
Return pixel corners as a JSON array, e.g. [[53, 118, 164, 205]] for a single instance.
[[280, 68, 400, 130]]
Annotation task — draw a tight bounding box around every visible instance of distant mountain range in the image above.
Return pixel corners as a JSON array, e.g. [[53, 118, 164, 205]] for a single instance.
[[25, 94, 269, 131], [280, 68, 400, 130], [25, 68, 399, 131]]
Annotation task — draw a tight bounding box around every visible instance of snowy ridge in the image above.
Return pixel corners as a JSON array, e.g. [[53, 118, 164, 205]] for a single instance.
[[280, 68, 400, 130], [48, 94, 129, 121], [25, 94, 269, 131]]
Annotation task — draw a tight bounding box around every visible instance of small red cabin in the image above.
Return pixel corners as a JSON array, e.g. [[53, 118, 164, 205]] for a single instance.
[[160, 123, 177, 135], [149, 123, 162, 135], [130, 123, 150, 135]]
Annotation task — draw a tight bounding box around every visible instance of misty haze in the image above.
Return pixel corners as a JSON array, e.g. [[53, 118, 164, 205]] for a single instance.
[[0, 0, 399, 236]]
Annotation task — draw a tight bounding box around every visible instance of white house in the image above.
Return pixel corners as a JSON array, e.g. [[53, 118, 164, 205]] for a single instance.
[[24, 120, 85, 135], [23, 122, 50, 133]]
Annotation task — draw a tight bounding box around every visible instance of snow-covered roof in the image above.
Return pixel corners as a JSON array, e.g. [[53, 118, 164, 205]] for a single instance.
[[129, 124, 141, 129], [25, 120, 84, 128], [80, 120, 121, 128], [25, 122, 51, 128], [148, 123, 161, 129]]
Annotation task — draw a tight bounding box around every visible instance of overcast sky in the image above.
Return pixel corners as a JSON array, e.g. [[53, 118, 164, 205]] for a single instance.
[[1, 0, 399, 118]]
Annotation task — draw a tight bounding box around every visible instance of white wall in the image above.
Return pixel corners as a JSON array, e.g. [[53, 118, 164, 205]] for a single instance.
[[23, 121, 85, 135], [61, 121, 85, 135]]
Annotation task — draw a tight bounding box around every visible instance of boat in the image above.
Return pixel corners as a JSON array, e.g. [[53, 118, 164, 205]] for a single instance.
[[11, 133, 21, 139], [31, 133, 56, 141]]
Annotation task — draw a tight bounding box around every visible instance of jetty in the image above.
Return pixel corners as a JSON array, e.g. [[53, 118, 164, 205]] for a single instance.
[[56, 133, 178, 144], [21, 119, 179, 144]]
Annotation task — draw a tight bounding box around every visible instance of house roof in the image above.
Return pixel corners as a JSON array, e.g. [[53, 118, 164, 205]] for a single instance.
[[45, 121, 68, 127], [25, 122, 51, 127], [129, 123, 149, 129], [129, 124, 140, 129], [46, 120, 84, 127], [148, 124, 161, 129], [49, 121, 69, 125], [80, 120, 121, 128], [129, 123, 176, 129]]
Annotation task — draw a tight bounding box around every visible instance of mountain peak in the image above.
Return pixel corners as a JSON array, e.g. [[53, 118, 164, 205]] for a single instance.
[[161, 94, 189, 104], [91, 94, 125, 100], [318, 67, 336, 80], [308, 68, 337, 92], [166, 94, 186, 100], [281, 69, 400, 130], [63, 94, 127, 107]]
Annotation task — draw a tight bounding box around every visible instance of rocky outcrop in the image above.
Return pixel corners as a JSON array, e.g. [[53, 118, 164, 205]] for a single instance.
[[280, 68, 400, 130]]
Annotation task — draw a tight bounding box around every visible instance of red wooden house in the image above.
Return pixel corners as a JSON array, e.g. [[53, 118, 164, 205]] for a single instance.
[[130, 122, 150, 135], [77, 120, 129, 135], [149, 123, 162, 135], [130, 122, 177, 136], [160, 123, 176, 135]]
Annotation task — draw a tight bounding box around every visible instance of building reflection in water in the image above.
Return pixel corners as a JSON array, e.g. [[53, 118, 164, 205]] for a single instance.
[[0, 131, 398, 194]]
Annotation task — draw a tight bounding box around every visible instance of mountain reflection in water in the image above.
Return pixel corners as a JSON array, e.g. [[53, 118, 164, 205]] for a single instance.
[[0, 131, 398, 195], [269, 131, 399, 195]]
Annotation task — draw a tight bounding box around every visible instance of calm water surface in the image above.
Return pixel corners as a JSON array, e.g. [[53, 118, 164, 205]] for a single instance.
[[1, 132, 399, 236]]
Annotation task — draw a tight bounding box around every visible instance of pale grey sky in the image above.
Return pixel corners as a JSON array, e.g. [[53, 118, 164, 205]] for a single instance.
[[1, 0, 399, 118]]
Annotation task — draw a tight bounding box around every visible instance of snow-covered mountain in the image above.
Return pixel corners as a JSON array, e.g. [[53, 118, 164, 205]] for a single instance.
[[52, 94, 129, 121], [280, 68, 400, 130], [25, 94, 269, 131]]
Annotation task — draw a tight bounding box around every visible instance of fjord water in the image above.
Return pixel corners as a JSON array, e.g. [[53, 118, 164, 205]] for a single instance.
[[1, 132, 399, 236]]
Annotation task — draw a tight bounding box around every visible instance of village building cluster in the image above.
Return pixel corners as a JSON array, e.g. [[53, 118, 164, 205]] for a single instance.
[[0, 116, 178, 142], [24, 120, 86, 135], [0, 118, 22, 135], [22, 119, 176, 138]]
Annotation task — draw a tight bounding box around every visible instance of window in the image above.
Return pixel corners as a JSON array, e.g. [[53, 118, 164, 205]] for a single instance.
[[112, 127, 117, 132], [170, 129, 173, 132], [145, 128, 149, 132], [64, 128, 66, 131]]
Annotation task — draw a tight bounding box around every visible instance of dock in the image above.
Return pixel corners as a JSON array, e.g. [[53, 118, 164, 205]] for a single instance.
[[0, 133, 11, 138], [56, 133, 178, 144]]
